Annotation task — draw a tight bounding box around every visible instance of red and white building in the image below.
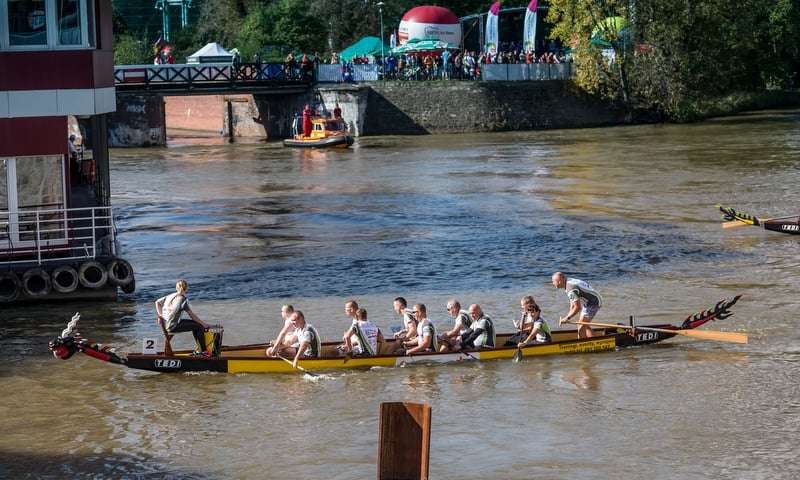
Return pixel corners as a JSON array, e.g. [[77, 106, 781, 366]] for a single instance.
[[0, 0, 135, 303]]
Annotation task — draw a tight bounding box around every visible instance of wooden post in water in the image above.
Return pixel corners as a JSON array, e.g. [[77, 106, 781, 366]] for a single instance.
[[226, 101, 234, 140], [377, 402, 431, 480]]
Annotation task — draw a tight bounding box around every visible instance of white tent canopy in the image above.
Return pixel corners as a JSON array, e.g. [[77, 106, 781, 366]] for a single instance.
[[187, 42, 234, 64]]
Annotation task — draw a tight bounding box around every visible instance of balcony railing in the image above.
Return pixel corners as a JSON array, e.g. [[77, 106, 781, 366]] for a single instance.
[[1, 205, 118, 267]]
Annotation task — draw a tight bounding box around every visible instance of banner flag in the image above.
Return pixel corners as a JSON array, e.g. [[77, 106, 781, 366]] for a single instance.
[[485, 2, 501, 55], [523, 0, 538, 54]]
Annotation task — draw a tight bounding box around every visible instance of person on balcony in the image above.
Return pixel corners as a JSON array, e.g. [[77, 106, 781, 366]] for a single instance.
[[68, 134, 82, 183]]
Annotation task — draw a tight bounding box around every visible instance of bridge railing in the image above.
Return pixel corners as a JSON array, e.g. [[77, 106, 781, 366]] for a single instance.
[[114, 63, 314, 91], [113, 61, 573, 89]]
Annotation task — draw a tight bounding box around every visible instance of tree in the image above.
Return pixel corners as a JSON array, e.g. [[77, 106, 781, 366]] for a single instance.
[[547, 0, 634, 116], [114, 34, 150, 65], [262, 0, 327, 55], [236, 3, 272, 61], [546, 0, 800, 121], [193, 0, 246, 49]]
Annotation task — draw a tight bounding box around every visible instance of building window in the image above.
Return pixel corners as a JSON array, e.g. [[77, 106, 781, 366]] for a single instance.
[[0, 155, 67, 248], [57, 0, 81, 45], [2, 0, 93, 50]]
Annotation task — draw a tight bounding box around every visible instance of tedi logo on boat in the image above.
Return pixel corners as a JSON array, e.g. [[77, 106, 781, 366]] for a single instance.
[[635, 331, 659, 342], [781, 225, 799, 231], [154, 359, 182, 368]]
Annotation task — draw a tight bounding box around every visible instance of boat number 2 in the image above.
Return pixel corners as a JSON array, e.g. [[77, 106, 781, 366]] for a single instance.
[[154, 359, 182, 368], [635, 332, 659, 342]]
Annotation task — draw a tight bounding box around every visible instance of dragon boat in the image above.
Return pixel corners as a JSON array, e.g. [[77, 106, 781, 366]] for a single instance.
[[718, 205, 800, 235], [49, 296, 745, 375], [283, 116, 354, 149]]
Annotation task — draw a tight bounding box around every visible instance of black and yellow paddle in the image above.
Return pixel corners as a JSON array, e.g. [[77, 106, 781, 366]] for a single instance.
[[569, 320, 748, 344], [717, 204, 797, 230], [277, 354, 319, 377]]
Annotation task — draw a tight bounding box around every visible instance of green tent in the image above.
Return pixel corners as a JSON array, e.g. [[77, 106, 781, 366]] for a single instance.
[[338, 36, 390, 61], [591, 16, 632, 49]]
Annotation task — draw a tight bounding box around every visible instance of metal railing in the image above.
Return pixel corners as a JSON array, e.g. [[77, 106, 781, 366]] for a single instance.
[[316, 62, 574, 82], [113, 61, 573, 91], [1, 205, 117, 267], [114, 63, 315, 92]]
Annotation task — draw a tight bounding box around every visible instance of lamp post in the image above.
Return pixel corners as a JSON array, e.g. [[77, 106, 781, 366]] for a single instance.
[[377, 2, 385, 81]]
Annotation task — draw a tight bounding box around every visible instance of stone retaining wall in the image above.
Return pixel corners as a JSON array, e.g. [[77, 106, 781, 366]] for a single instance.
[[111, 81, 626, 146], [360, 81, 625, 135]]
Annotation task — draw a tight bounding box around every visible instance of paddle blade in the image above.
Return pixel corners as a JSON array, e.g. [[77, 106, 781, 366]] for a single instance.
[[512, 348, 523, 362], [722, 220, 752, 229], [674, 328, 749, 344]]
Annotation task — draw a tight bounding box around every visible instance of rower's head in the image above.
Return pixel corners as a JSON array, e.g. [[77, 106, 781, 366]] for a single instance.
[[393, 297, 407, 314], [551, 272, 566, 290], [521, 295, 539, 313], [345, 300, 358, 318], [175, 279, 188, 294], [446, 299, 460, 317], [468, 304, 483, 319], [290, 311, 306, 328]]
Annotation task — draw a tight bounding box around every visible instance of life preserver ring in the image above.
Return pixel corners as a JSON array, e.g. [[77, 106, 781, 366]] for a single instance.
[[106, 258, 134, 288], [51, 265, 79, 293], [78, 260, 108, 289], [21, 268, 51, 298], [0, 272, 21, 302]]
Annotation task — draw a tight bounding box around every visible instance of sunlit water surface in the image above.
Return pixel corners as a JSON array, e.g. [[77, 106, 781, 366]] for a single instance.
[[2, 109, 799, 479]]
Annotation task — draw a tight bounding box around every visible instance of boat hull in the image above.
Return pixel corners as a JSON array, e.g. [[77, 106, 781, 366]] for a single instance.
[[283, 135, 353, 149], [49, 295, 741, 374], [121, 327, 669, 374], [763, 220, 800, 235]]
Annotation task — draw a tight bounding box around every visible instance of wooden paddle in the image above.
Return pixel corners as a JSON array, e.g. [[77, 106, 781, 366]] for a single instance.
[[438, 336, 478, 360], [570, 321, 748, 344], [157, 316, 174, 356], [277, 354, 319, 377], [512, 316, 524, 362]]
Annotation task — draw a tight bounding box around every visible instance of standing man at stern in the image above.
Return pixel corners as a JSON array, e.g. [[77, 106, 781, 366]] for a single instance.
[[552, 272, 603, 339]]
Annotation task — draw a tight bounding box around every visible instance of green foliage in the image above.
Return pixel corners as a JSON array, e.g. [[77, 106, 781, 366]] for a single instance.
[[193, 0, 245, 48], [236, 3, 272, 61], [546, 0, 800, 121], [262, 0, 327, 55], [114, 34, 150, 65]]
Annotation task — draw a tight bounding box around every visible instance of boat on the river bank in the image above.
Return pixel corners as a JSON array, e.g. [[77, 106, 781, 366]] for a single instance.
[[49, 296, 745, 374], [284, 116, 354, 149], [718, 205, 800, 235]]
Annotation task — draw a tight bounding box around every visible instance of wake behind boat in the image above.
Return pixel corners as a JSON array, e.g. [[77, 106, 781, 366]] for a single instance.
[[718, 205, 800, 235], [49, 296, 745, 374]]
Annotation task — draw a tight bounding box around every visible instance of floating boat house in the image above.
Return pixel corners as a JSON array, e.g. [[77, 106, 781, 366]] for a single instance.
[[1, 0, 135, 303]]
